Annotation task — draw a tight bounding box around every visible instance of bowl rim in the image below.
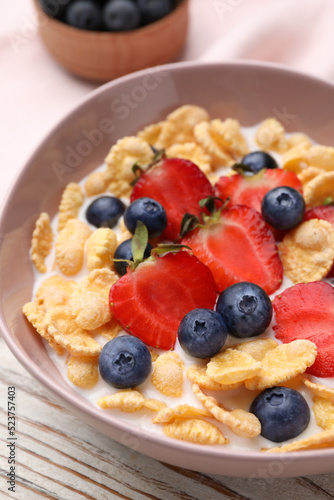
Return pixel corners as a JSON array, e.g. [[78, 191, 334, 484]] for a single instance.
[[2, 59, 334, 470]]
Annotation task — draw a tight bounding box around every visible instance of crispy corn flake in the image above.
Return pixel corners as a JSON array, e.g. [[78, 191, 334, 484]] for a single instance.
[[254, 118, 288, 153], [149, 349, 159, 363], [22, 302, 64, 355], [281, 143, 311, 173], [46, 306, 102, 356], [303, 171, 334, 207], [279, 219, 334, 283], [84, 171, 109, 196], [313, 397, 334, 430], [97, 390, 166, 413], [67, 355, 99, 389], [166, 142, 211, 175], [192, 384, 261, 438], [31, 212, 53, 273], [86, 227, 117, 272], [307, 145, 334, 171], [151, 351, 184, 397], [264, 429, 334, 453], [35, 275, 77, 311], [105, 136, 154, 185], [206, 349, 262, 385], [245, 340, 317, 391], [137, 121, 165, 146], [165, 104, 210, 144], [56, 219, 92, 276], [297, 166, 325, 185], [89, 318, 122, 340], [234, 338, 279, 362], [163, 417, 227, 445], [186, 365, 242, 391], [153, 404, 212, 424], [58, 183, 84, 232], [287, 133, 312, 148], [69, 268, 118, 330], [108, 178, 132, 198], [302, 377, 334, 403], [277, 373, 305, 390]]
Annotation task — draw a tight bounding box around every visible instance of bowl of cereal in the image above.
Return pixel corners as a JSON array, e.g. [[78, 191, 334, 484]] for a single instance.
[[2, 61, 334, 477]]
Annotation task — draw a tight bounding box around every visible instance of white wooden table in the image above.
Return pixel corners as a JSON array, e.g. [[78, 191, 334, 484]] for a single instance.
[[1, 335, 334, 500]]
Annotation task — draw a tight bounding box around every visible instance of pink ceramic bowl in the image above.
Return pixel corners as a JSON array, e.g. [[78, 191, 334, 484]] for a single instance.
[[2, 61, 334, 478]]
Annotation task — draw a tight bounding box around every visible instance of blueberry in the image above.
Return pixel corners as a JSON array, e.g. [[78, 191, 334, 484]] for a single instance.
[[86, 196, 126, 228], [239, 151, 278, 174], [178, 308, 228, 358], [124, 197, 167, 238], [137, 0, 172, 24], [216, 282, 272, 339], [261, 186, 306, 230], [114, 238, 153, 275], [38, 0, 71, 19], [99, 335, 151, 388], [65, 0, 102, 30], [102, 0, 141, 31], [250, 386, 310, 442]]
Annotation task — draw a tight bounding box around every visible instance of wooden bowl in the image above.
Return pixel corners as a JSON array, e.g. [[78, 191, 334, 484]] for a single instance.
[[34, 0, 189, 82]]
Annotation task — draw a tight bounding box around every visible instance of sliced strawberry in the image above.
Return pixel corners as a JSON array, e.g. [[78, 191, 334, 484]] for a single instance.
[[109, 250, 217, 350], [130, 157, 214, 241], [214, 169, 302, 214], [181, 205, 283, 295], [273, 281, 334, 377], [304, 205, 334, 277]]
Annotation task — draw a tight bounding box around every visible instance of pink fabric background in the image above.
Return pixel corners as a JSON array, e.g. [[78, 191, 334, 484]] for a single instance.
[[2, 0, 334, 202]]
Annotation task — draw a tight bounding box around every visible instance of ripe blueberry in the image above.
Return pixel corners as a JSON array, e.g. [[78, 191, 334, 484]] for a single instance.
[[102, 0, 141, 31], [240, 151, 278, 174], [114, 238, 153, 275], [65, 0, 102, 30], [137, 0, 172, 24], [86, 196, 126, 228], [261, 186, 305, 230], [124, 197, 167, 239]]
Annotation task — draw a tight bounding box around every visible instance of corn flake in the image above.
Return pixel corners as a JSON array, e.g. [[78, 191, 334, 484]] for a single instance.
[[97, 390, 166, 413], [245, 340, 317, 391], [303, 171, 334, 207], [151, 351, 184, 397], [307, 145, 334, 171], [254, 118, 288, 153], [186, 365, 242, 391], [234, 338, 279, 362], [302, 377, 334, 403], [89, 318, 122, 341], [56, 219, 92, 276], [166, 142, 211, 175], [22, 302, 64, 355], [67, 355, 99, 389], [35, 275, 77, 311], [313, 397, 334, 430], [163, 417, 227, 445], [287, 133, 312, 148], [192, 384, 261, 438], [46, 306, 102, 356], [264, 429, 334, 453], [206, 348, 262, 385], [58, 182, 84, 232], [165, 104, 210, 144], [31, 212, 53, 273], [279, 219, 334, 283], [84, 171, 109, 196], [153, 404, 212, 424], [86, 227, 117, 272], [137, 121, 165, 147], [281, 143, 311, 173], [69, 268, 118, 330], [297, 166, 325, 186]]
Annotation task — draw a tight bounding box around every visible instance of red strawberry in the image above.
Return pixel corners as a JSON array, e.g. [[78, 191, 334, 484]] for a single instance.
[[273, 281, 334, 377], [181, 205, 283, 295], [214, 169, 302, 213], [304, 205, 334, 277], [130, 157, 214, 241], [109, 250, 217, 350]]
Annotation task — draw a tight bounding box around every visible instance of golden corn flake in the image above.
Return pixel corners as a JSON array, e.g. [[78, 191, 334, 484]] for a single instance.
[[279, 219, 334, 283], [307, 145, 334, 171], [254, 118, 288, 153], [22, 302, 64, 355], [105, 136, 154, 185], [56, 219, 92, 276], [302, 377, 334, 403], [97, 390, 166, 413], [35, 275, 77, 311], [69, 268, 118, 330], [297, 166, 324, 186], [206, 348, 262, 385], [137, 121, 165, 147], [163, 417, 227, 445], [245, 340, 317, 391], [149, 349, 159, 363], [166, 142, 211, 175], [234, 338, 279, 362], [186, 365, 242, 391], [281, 143, 311, 173], [192, 384, 261, 438], [313, 397, 334, 430], [151, 351, 184, 397], [264, 429, 334, 453], [58, 182, 84, 232], [84, 171, 109, 196], [152, 404, 212, 424], [46, 306, 102, 356], [89, 318, 122, 341], [303, 171, 334, 207], [287, 133, 313, 148], [86, 227, 117, 272], [31, 212, 53, 273], [67, 355, 99, 389], [165, 104, 210, 144]]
